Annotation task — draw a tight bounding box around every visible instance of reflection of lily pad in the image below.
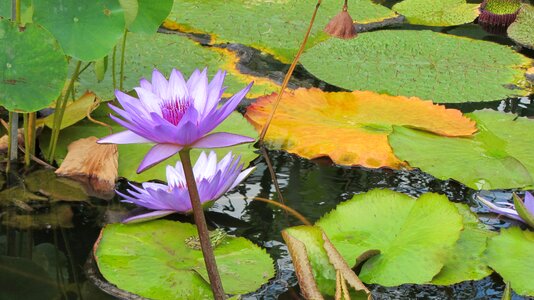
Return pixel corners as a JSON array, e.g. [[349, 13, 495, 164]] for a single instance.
[[245, 88, 476, 168], [2, 204, 74, 229], [486, 227, 534, 297], [300, 30, 532, 103], [40, 111, 258, 182], [316, 189, 463, 286], [389, 110, 534, 190], [392, 0, 479, 26], [507, 4, 534, 50], [164, 0, 398, 62], [76, 32, 278, 100], [25, 170, 88, 202], [94, 220, 275, 298]]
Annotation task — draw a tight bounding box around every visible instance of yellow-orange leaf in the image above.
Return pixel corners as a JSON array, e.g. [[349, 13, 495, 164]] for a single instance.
[[246, 88, 476, 168]]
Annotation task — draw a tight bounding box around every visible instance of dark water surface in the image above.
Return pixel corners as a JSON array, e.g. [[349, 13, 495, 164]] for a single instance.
[[1, 18, 534, 300]]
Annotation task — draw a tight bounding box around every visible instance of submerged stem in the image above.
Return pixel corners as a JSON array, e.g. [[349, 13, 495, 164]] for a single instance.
[[178, 149, 225, 300]]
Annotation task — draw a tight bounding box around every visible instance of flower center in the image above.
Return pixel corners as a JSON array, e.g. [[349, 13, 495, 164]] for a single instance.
[[160, 99, 190, 126]]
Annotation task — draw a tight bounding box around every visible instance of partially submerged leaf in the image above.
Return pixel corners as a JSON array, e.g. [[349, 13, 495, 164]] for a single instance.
[[55, 136, 118, 199], [94, 220, 275, 298], [246, 88, 476, 168], [507, 4, 534, 50], [0, 186, 48, 205], [25, 170, 88, 202], [389, 110, 534, 190], [392, 0, 479, 26], [1, 204, 74, 229]]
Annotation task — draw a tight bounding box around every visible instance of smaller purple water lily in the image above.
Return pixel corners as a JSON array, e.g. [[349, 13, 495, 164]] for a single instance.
[[98, 68, 255, 173], [118, 151, 254, 223], [477, 192, 534, 228]]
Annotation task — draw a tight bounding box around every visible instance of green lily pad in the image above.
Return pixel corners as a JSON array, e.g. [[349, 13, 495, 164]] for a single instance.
[[431, 204, 495, 285], [94, 220, 275, 298], [392, 0, 479, 26], [33, 0, 125, 61], [76, 32, 278, 100], [508, 4, 534, 50], [164, 0, 398, 63], [0, 19, 68, 112], [316, 189, 463, 286], [129, 0, 173, 34], [486, 227, 534, 297], [300, 30, 532, 103], [118, 0, 138, 28], [389, 110, 534, 190], [40, 111, 259, 182]]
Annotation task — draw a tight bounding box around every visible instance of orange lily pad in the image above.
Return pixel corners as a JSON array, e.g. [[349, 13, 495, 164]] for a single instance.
[[245, 88, 477, 168]]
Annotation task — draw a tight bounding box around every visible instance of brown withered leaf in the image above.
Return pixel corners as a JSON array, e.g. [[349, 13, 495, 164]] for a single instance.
[[0, 129, 24, 152], [55, 136, 118, 199]]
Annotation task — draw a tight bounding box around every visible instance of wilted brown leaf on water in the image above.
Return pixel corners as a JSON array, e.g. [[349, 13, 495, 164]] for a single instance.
[[0, 129, 24, 152], [55, 136, 118, 199]]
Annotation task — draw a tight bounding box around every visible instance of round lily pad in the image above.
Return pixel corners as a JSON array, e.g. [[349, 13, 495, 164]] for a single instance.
[[392, 0, 479, 26], [40, 110, 259, 183], [486, 227, 534, 297], [389, 110, 534, 190], [94, 220, 275, 298], [507, 4, 534, 50], [0, 19, 68, 112], [164, 0, 398, 62], [300, 30, 532, 103], [128, 0, 173, 34], [33, 0, 125, 61], [316, 189, 463, 286]]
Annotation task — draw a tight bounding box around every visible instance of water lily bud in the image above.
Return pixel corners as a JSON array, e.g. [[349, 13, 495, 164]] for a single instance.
[[324, 2, 357, 39]]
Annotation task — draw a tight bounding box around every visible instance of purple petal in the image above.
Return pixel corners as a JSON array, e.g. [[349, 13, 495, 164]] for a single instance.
[[204, 70, 226, 115], [98, 130, 153, 144], [137, 144, 182, 173], [192, 132, 255, 148], [214, 82, 253, 123], [134, 87, 163, 115], [168, 69, 189, 102], [151, 69, 170, 99], [175, 121, 201, 145], [122, 210, 176, 224], [190, 68, 209, 112], [139, 78, 152, 90], [229, 166, 256, 190], [525, 192, 534, 216]]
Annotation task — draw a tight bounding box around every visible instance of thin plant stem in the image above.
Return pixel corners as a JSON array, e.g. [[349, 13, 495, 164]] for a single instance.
[[48, 60, 82, 162], [179, 149, 225, 300], [258, 0, 322, 142], [253, 197, 312, 225], [112, 46, 117, 89], [8, 112, 18, 162], [28, 112, 36, 156], [23, 113, 30, 166], [119, 30, 128, 91]]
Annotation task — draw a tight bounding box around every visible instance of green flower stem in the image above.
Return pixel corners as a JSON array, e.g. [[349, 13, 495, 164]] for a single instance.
[[23, 113, 29, 166], [119, 30, 128, 91], [178, 149, 225, 300], [112, 45, 117, 90], [48, 60, 82, 163]]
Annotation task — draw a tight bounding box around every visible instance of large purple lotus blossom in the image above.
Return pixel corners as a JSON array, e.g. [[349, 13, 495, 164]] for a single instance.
[[477, 192, 534, 227], [119, 151, 255, 223], [98, 68, 255, 173]]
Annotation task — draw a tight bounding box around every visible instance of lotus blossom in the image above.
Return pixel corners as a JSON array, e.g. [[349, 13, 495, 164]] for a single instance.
[[477, 192, 534, 227], [98, 68, 255, 173], [119, 151, 255, 223]]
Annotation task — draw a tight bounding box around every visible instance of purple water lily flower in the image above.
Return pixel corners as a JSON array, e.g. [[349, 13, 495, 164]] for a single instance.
[[477, 192, 534, 226], [98, 68, 255, 173], [119, 151, 255, 223]]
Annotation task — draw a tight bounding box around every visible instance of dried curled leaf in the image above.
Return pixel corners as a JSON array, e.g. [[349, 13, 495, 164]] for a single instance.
[[0, 129, 24, 152]]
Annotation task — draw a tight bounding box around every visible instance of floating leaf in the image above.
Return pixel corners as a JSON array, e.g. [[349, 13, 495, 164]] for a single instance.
[[39, 92, 98, 130], [25, 169, 88, 202], [486, 227, 534, 297], [76, 32, 278, 100], [33, 0, 125, 61], [164, 0, 398, 62], [118, 0, 138, 28], [94, 220, 275, 298], [40, 111, 258, 182], [389, 110, 534, 190], [0, 19, 68, 112], [300, 30, 532, 103], [129, 0, 173, 34], [245, 88, 476, 168], [316, 189, 463, 286], [392, 0, 479, 26], [431, 204, 495, 285], [507, 4, 534, 50]]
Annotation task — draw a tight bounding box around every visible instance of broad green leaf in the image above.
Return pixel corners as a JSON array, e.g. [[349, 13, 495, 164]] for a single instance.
[[245, 88, 476, 168], [300, 30, 532, 103], [94, 57, 108, 82], [486, 227, 534, 297], [164, 0, 398, 63], [129, 0, 173, 34], [389, 110, 534, 190], [431, 204, 495, 285], [118, 0, 138, 28], [94, 220, 275, 298], [76, 32, 279, 100], [316, 189, 463, 286], [507, 4, 534, 50], [40, 111, 259, 182], [0, 0, 33, 24], [392, 0, 479, 26], [33, 0, 125, 61], [0, 19, 68, 112]]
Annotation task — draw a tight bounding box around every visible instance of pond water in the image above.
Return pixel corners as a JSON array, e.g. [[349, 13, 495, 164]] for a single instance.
[[1, 20, 534, 300]]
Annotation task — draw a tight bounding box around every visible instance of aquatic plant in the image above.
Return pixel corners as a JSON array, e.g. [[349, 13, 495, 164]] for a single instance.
[[479, 0, 521, 27], [478, 192, 534, 228], [119, 151, 254, 223]]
